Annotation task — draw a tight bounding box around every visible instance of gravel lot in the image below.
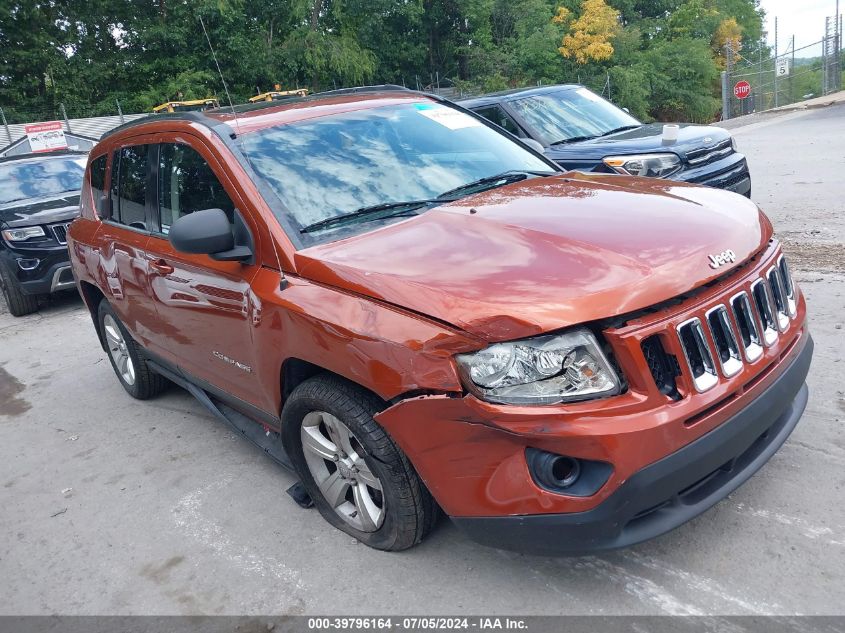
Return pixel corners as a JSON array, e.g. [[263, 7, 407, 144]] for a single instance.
[[1, 105, 843, 616]]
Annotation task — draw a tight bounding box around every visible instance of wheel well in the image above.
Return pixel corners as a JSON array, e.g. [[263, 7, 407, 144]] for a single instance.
[[280, 358, 394, 410], [281, 358, 325, 402], [78, 281, 107, 349]]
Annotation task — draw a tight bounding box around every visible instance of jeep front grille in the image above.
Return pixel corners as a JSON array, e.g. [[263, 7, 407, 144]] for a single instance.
[[644, 253, 798, 395], [51, 222, 71, 244]]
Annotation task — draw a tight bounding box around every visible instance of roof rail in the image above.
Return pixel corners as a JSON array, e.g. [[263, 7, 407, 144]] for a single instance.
[[100, 84, 421, 142], [312, 84, 411, 97]]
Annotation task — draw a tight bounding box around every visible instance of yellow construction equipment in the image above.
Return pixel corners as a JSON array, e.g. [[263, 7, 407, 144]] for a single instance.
[[152, 99, 220, 113], [248, 88, 309, 103]]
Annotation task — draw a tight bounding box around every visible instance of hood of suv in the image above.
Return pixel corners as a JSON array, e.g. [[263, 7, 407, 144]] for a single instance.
[[0, 193, 81, 228], [545, 124, 730, 163], [295, 174, 769, 342]]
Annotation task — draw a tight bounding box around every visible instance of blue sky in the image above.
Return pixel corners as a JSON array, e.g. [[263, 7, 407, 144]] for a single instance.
[[760, 0, 840, 54]]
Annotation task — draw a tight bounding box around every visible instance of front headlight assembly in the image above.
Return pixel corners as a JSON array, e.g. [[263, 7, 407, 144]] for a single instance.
[[1, 226, 46, 242], [603, 153, 682, 178], [455, 328, 622, 405]]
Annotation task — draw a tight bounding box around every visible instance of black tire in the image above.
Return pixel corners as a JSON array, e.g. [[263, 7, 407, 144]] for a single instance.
[[282, 374, 438, 551], [97, 300, 168, 399], [0, 265, 40, 317]]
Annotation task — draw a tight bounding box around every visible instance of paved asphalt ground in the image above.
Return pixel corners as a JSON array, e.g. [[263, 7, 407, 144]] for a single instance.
[[1, 105, 844, 617]]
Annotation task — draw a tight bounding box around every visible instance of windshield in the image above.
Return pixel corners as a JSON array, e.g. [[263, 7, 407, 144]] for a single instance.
[[241, 102, 554, 244], [0, 156, 85, 205], [509, 88, 640, 146]]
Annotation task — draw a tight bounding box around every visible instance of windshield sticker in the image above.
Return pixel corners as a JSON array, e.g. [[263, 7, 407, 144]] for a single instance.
[[414, 104, 482, 130], [575, 87, 602, 102]]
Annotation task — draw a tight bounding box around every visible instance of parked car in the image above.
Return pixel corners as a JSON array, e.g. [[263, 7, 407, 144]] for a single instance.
[[459, 85, 752, 197], [0, 150, 86, 316], [68, 86, 810, 554]]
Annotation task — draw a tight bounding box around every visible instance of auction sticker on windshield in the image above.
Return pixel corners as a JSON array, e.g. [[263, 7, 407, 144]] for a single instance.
[[414, 103, 482, 130]]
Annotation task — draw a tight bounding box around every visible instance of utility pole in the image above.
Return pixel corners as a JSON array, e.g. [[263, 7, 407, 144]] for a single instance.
[[758, 36, 763, 112], [833, 0, 842, 88], [791, 35, 795, 104], [774, 17, 779, 108], [724, 43, 733, 119]]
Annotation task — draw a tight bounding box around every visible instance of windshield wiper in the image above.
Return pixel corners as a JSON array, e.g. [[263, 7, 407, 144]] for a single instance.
[[597, 125, 641, 137], [300, 199, 449, 234], [300, 170, 555, 234], [550, 135, 598, 146], [436, 170, 553, 200]]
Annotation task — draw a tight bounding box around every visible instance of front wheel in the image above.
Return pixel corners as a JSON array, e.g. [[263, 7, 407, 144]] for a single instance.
[[0, 265, 39, 317], [283, 374, 438, 551]]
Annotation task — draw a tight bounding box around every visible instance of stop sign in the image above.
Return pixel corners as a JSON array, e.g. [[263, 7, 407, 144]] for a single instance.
[[734, 80, 751, 99]]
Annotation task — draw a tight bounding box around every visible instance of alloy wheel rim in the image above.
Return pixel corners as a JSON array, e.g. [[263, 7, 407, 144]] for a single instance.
[[103, 314, 136, 386], [300, 411, 385, 532]]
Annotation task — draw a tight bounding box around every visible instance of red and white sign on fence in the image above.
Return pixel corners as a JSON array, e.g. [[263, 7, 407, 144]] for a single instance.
[[24, 121, 68, 153], [733, 81, 752, 100]]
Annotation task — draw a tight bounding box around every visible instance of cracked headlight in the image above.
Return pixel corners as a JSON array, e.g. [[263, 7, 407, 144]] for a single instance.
[[2, 226, 46, 242], [456, 328, 622, 405], [604, 153, 682, 178]]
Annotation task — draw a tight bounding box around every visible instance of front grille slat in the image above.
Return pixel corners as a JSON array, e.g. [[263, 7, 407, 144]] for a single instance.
[[767, 266, 790, 332], [686, 139, 733, 166], [777, 255, 797, 317], [676, 318, 719, 392], [730, 291, 764, 363], [751, 278, 778, 347], [705, 305, 743, 377]]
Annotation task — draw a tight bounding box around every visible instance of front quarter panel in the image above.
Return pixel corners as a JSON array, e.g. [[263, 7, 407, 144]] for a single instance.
[[250, 269, 480, 411]]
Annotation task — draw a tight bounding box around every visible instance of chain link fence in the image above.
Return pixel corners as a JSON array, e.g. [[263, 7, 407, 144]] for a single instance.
[[722, 16, 843, 120]]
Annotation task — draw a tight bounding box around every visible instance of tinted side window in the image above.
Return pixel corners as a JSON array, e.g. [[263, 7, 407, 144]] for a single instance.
[[90, 155, 107, 201], [115, 145, 148, 229], [473, 105, 524, 137], [158, 143, 234, 234]]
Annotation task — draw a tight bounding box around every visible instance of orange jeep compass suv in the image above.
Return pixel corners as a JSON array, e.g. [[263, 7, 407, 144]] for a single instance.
[[68, 86, 812, 554]]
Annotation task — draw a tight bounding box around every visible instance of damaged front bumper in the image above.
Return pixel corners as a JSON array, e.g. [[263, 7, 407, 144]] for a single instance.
[[375, 331, 812, 555]]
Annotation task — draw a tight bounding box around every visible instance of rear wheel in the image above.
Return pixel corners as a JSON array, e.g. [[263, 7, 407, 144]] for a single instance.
[[0, 266, 40, 317], [283, 374, 437, 551], [98, 301, 168, 399]]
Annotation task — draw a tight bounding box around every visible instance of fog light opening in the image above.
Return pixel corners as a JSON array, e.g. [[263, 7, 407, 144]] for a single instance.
[[530, 449, 582, 490], [550, 456, 581, 488], [526, 448, 614, 497], [17, 258, 40, 271]]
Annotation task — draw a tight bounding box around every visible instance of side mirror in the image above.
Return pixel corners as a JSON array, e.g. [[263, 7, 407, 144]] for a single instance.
[[522, 138, 546, 154], [622, 107, 630, 113], [97, 194, 112, 220], [169, 208, 252, 263]]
